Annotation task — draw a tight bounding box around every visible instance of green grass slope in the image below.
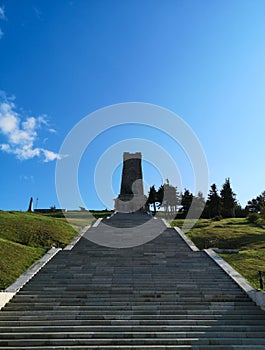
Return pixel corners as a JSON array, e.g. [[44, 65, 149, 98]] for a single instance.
[[0, 211, 78, 290], [0, 211, 77, 247], [0, 238, 45, 290]]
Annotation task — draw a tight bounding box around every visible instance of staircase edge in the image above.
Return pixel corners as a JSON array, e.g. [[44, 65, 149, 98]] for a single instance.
[[64, 225, 90, 250]]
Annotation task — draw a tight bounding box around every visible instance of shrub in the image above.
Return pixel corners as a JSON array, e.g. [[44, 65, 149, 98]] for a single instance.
[[247, 212, 260, 224], [256, 217, 265, 228]]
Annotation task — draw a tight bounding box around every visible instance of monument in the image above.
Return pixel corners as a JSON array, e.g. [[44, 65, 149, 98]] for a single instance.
[[114, 152, 148, 213]]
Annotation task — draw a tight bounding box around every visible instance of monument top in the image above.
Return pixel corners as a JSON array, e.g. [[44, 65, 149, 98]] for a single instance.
[[123, 152, 142, 160]]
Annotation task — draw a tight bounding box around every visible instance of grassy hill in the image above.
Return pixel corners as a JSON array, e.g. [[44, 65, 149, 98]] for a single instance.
[[0, 211, 80, 247], [0, 210, 113, 290], [0, 239, 44, 290], [0, 211, 82, 290], [171, 218, 265, 289]]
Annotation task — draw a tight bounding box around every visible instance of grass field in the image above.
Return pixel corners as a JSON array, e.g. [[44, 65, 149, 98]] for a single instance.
[[0, 211, 78, 247], [0, 210, 94, 290], [171, 217, 265, 289], [0, 239, 45, 290], [0, 210, 114, 290]]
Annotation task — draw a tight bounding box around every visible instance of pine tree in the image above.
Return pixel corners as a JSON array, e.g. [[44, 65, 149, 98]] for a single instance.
[[193, 191, 206, 218], [246, 191, 265, 213], [147, 185, 157, 214], [220, 178, 237, 218], [156, 184, 164, 210], [155, 180, 181, 215], [163, 180, 181, 213], [180, 189, 193, 218], [207, 184, 221, 218]]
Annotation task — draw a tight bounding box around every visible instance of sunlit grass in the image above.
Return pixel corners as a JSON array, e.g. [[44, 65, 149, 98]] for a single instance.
[[0, 210, 110, 289], [0, 211, 77, 289], [0, 237, 45, 290]]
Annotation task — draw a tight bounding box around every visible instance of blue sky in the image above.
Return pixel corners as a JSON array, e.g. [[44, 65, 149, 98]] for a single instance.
[[0, 0, 265, 210]]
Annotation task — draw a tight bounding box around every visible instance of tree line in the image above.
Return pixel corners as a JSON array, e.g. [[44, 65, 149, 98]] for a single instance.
[[147, 178, 265, 219]]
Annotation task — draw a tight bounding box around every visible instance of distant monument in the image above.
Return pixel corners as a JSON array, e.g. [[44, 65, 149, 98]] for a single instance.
[[114, 152, 148, 213]]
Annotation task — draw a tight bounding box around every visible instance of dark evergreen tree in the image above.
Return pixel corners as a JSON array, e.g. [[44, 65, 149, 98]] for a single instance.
[[179, 189, 193, 218], [193, 191, 206, 218], [163, 180, 181, 213], [235, 204, 247, 218], [246, 191, 265, 213], [156, 184, 164, 209], [220, 178, 237, 218], [156, 180, 181, 214], [206, 184, 221, 218], [147, 185, 157, 214], [246, 198, 259, 213]]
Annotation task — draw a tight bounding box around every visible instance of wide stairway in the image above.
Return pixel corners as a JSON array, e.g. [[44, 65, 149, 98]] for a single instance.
[[0, 213, 265, 349]]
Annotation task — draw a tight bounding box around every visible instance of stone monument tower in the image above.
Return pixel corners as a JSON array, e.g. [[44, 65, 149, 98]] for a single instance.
[[114, 152, 147, 213]]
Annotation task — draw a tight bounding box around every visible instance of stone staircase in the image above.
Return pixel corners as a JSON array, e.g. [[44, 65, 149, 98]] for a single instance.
[[0, 213, 265, 349]]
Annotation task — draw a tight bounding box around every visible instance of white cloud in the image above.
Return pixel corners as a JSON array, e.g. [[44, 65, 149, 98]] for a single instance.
[[0, 102, 18, 133], [1, 143, 10, 152], [14, 144, 41, 160], [0, 6, 5, 20], [42, 149, 62, 162], [22, 116, 36, 131], [0, 5, 6, 39], [0, 93, 61, 162]]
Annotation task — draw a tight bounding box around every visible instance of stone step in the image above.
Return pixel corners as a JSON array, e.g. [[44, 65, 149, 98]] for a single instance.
[[1, 296, 256, 308], [26, 270, 232, 274], [21, 284, 239, 289], [2, 291, 249, 298], [21, 281, 240, 285], [10, 297, 249, 303], [7, 293, 251, 305], [1, 331, 265, 340], [5, 303, 254, 310], [3, 305, 260, 312], [1, 310, 264, 318], [1, 321, 265, 329], [0, 337, 265, 346], [25, 278, 235, 282], [0, 346, 264, 350], [0, 345, 264, 350], [14, 278, 242, 284], [16, 292, 245, 298], [16, 288, 246, 294], [0, 325, 265, 332], [19, 287, 242, 293], [2, 309, 264, 316]]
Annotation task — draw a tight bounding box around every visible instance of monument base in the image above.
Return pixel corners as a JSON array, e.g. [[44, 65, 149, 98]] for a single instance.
[[114, 194, 148, 213]]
